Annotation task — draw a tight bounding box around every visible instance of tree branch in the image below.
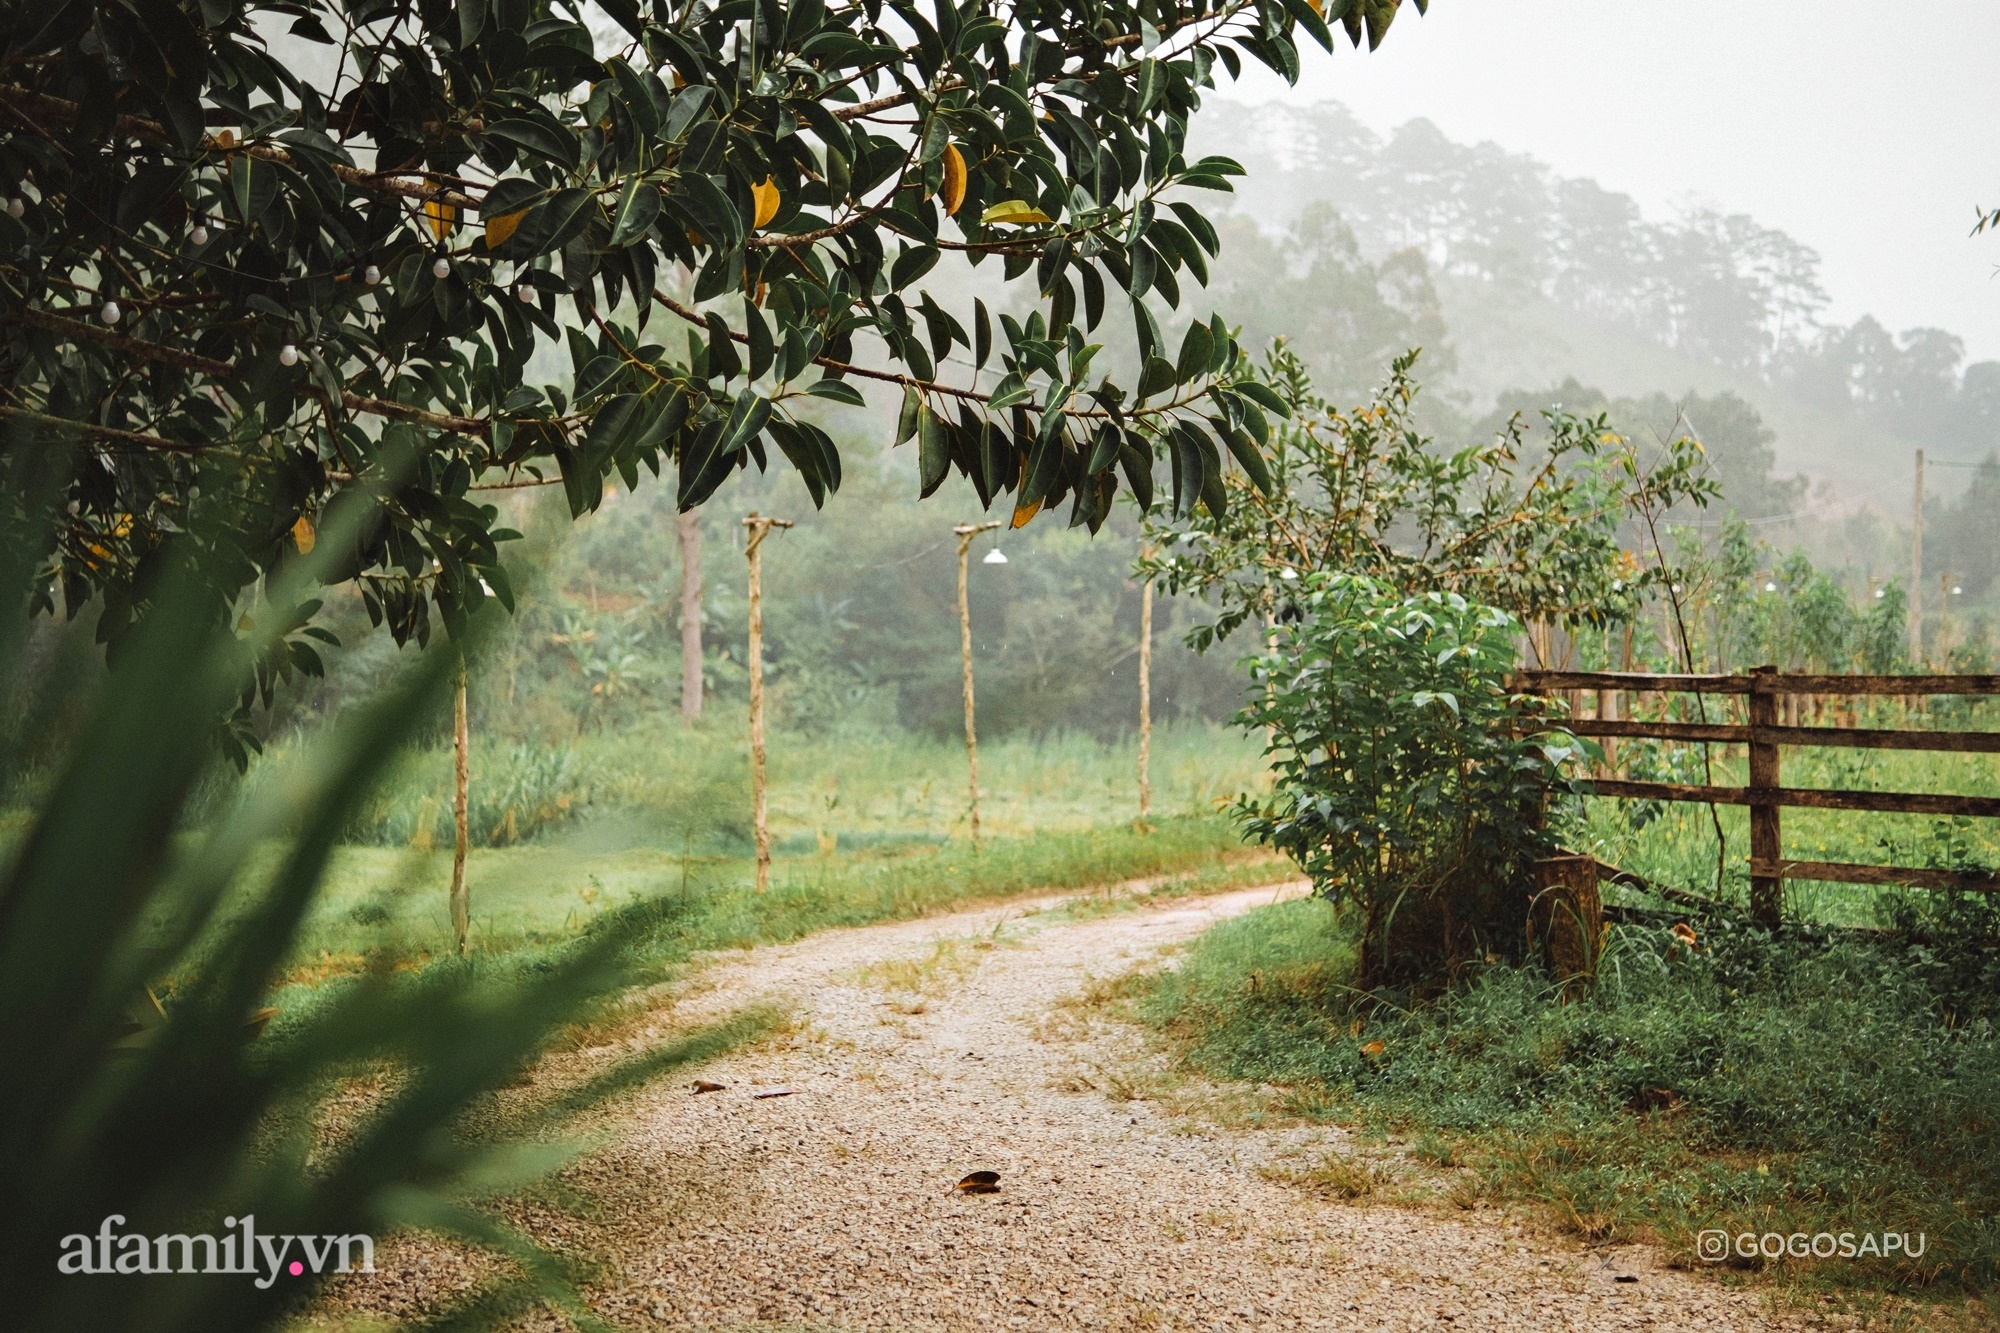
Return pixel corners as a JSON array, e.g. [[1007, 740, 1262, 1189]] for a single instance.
[[0, 86, 484, 211], [0, 405, 209, 453], [652, 289, 1214, 420], [11, 308, 493, 436]]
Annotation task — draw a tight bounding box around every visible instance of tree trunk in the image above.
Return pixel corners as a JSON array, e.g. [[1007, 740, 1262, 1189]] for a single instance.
[[1531, 854, 1601, 990], [678, 507, 703, 723]]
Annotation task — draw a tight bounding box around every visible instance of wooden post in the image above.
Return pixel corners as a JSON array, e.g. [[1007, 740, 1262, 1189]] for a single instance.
[[1263, 604, 1279, 752], [743, 512, 793, 893], [1531, 854, 1602, 988], [450, 656, 471, 955], [1911, 448, 1925, 663], [1748, 664, 1782, 928], [678, 506, 704, 723], [1138, 571, 1154, 818], [1595, 685, 1616, 774], [955, 521, 1003, 846]]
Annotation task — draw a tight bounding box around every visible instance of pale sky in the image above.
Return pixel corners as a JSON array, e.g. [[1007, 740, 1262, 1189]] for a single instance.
[[1217, 0, 2000, 364]]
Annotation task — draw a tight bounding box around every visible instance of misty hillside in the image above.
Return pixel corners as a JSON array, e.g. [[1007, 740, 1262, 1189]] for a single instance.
[[1188, 99, 2000, 504]]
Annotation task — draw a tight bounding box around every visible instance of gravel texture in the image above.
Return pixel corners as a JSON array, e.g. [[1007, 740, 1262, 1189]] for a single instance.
[[336, 881, 1821, 1331]]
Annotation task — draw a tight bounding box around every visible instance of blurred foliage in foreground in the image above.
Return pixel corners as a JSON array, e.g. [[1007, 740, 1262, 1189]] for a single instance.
[[0, 506, 733, 1331]]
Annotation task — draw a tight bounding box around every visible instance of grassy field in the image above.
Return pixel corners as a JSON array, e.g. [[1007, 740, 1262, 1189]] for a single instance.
[[315, 718, 1268, 850], [1133, 892, 2000, 1306], [204, 721, 1278, 1012]]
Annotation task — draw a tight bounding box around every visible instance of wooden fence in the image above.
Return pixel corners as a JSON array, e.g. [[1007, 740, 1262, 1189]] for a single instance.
[[1512, 666, 2000, 926]]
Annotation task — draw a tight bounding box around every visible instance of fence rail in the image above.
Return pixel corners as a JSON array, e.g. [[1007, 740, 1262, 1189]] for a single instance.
[[1514, 670, 2000, 696], [1512, 666, 2000, 924]]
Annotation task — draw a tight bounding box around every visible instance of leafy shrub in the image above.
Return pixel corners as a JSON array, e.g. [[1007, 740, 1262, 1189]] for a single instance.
[[1236, 573, 1581, 984]]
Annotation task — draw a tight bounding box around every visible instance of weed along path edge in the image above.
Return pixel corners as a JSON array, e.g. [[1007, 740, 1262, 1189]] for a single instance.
[[345, 882, 1813, 1331]]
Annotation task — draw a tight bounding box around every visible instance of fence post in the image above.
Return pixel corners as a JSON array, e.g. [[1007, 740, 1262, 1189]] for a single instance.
[[1748, 664, 1782, 927]]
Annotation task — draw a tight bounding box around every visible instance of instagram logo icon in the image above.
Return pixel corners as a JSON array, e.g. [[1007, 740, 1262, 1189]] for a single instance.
[[1696, 1231, 1730, 1262]]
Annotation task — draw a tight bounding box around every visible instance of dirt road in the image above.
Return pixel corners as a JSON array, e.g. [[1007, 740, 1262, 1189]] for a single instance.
[[515, 882, 1804, 1332]]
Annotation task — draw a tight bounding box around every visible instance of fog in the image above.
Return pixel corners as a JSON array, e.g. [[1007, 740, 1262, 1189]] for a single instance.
[[1217, 0, 2000, 363]]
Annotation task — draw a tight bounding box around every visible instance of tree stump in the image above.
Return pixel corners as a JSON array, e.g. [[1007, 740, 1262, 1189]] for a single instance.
[[1531, 854, 1602, 987]]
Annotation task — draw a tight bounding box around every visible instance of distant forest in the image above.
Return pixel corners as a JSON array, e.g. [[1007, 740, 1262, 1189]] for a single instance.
[[1192, 100, 2000, 467], [1190, 98, 2000, 614]]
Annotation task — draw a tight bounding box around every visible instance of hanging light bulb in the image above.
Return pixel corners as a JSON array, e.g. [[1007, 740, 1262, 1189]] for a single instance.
[[363, 264, 382, 286], [6, 197, 22, 219], [99, 300, 120, 325], [189, 218, 209, 246], [432, 253, 451, 279], [981, 548, 1008, 565], [279, 344, 300, 367], [517, 282, 534, 302]]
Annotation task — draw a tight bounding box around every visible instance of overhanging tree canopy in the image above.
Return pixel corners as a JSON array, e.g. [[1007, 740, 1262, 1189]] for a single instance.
[[0, 0, 1422, 657]]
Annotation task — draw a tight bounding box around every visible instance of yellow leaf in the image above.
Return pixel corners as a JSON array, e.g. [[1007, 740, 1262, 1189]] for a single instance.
[[1306, 0, 1322, 11], [425, 198, 457, 241], [752, 177, 780, 229], [213, 129, 235, 150], [291, 515, 316, 554], [1360, 1040, 1385, 1057], [1010, 496, 1042, 529], [940, 142, 967, 216], [981, 199, 1055, 227], [484, 207, 529, 250]]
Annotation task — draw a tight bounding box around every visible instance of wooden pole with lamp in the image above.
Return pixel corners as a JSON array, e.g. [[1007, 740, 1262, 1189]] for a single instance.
[[955, 521, 1004, 846], [743, 512, 793, 893]]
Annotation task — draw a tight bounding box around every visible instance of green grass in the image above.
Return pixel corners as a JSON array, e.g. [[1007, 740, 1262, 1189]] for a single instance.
[[259, 815, 1280, 998], [309, 718, 1268, 853], [1137, 893, 2000, 1300], [154, 719, 1281, 1034]]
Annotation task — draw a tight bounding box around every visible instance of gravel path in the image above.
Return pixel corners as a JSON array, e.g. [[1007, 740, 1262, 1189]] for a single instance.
[[516, 882, 1813, 1333]]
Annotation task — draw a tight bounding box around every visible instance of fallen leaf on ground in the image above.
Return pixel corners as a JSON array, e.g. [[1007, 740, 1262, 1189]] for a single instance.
[[953, 1170, 1001, 1194], [1360, 1040, 1385, 1057], [693, 1080, 726, 1094], [752, 1086, 801, 1099]]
